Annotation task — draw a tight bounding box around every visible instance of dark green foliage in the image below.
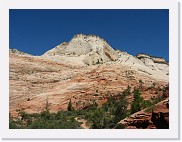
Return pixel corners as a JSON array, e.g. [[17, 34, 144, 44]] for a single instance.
[[10, 86, 131, 129], [27, 118, 81, 129], [113, 93, 129, 122], [139, 79, 143, 84], [18, 111, 28, 120], [144, 105, 156, 113], [114, 124, 125, 129], [9, 119, 19, 129], [84, 87, 130, 129], [130, 88, 144, 114], [130, 86, 164, 114], [123, 85, 131, 96], [10, 110, 82, 129], [67, 100, 74, 111], [86, 107, 112, 129], [40, 110, 51, 121], [142, 100, 152, 108], [9, 84, 167, 129], [151, 94, 163, 104]]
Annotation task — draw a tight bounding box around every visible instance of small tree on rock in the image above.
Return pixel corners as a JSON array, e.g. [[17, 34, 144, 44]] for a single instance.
[[67, 100, 74, 111]]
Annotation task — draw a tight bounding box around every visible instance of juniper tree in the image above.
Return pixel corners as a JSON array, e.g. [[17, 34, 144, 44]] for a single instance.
[[67, 100, 74, 111]]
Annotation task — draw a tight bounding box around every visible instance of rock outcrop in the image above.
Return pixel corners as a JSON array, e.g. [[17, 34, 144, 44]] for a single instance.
[[115, 51, 169, 79], [136, 54, 167, 64], [136, 53, 169, 75], [117, 98, 169, 129]]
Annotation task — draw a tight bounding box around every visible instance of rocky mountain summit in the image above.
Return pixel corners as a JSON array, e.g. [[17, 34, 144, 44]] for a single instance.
[[9, 34, 169, 129], [42, 34, 119, 66], [41, 34, 168, 79]]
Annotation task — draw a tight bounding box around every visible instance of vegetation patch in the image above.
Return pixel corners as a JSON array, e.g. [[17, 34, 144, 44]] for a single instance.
[[9, 84, 168, 129]]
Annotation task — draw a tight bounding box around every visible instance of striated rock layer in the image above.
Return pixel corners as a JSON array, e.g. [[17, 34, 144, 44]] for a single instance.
[[9, 34, 169, 117]]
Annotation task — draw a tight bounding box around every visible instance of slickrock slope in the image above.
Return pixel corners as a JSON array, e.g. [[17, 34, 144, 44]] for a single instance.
[[9, 34, 169, 117], [116, 51, 168, 79], [117, 98, 169, 129], [136, 54, 169, 75], [42, 34, 119, 66]]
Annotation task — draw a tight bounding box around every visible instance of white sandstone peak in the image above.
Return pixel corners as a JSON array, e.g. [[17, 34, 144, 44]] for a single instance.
[[42, 34, 119, 65], [41, 34, 168, 78]]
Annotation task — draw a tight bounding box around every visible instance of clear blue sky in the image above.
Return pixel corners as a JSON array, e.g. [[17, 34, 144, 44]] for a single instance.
[[9, 9, 169, 61]]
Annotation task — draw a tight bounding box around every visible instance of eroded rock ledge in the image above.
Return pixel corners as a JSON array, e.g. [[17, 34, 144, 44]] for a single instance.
[[117, 98, 169, 129], [136, 53, 168, 64]]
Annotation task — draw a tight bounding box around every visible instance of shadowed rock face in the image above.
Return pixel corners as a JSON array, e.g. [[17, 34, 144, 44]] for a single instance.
[[117, 98, 169, 129], [9, 34, 169, 117]]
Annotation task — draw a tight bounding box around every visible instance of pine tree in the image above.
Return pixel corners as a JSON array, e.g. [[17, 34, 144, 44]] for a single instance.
[[130, 88, 144, 114], [67, 100, 74, 111]]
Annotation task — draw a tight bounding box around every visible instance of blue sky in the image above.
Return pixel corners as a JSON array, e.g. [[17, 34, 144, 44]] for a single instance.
[[9, 9, 169, 61]]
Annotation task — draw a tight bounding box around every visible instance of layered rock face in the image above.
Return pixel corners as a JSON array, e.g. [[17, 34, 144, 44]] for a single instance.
[[9, 34, 169, 118]]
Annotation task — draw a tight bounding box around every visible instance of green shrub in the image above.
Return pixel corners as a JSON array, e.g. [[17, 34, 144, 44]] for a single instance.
[[142, 100, 152, 108], [40, 110, 51, 121], [114, 123, 125, 129], [12, 85, 167, 129], [9, 119, 19, 129], [18, 111, 28, 120]]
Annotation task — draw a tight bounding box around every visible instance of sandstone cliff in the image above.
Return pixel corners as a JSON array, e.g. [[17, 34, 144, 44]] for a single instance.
[[9, 34, 169, 118]]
